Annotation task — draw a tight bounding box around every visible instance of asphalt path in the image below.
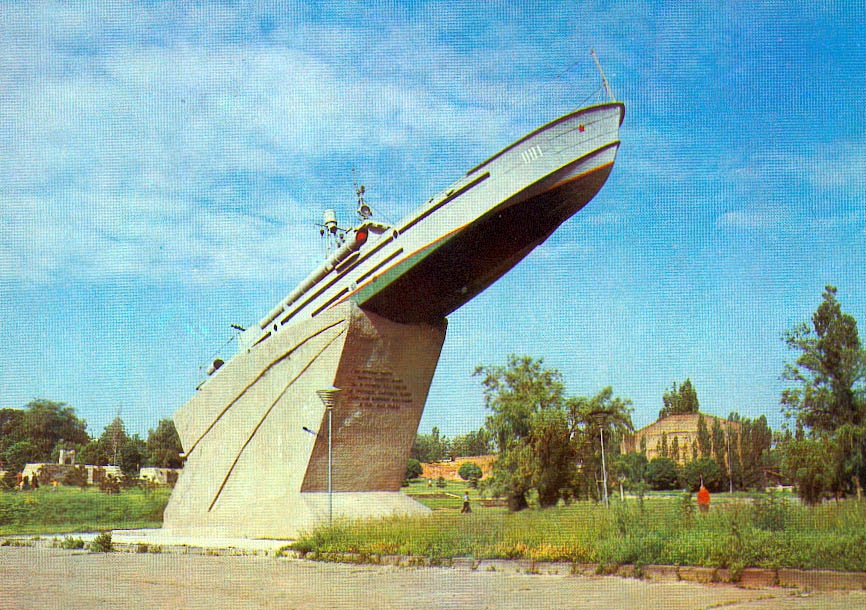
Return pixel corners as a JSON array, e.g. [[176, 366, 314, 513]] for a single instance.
[[2, 547, 865, 609]]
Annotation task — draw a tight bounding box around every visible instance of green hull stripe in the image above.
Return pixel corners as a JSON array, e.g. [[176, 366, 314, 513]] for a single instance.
[[352, 239, 444, 305]]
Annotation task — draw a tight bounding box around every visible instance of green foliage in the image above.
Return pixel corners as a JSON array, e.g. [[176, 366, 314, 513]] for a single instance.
[[0, 401, 89, 471], [99, 475, 121, 495], [780, 436, 836, 504], [78, 439, 106, 467], [458, 462, 483, 487], [711, 418, 727, 471], [477, 355, 566, 509], [449, 427, 492, 457], [678, 492, 695, 521], [610, 451, 647, 491], [0, 486, 170, 535], [97, 417, 145, 475], [436, 476, 446, 489], [696, 415, 711, 459], [146, 419, 184, 469], [527, 408, 573, 507], [569, 387, 634, 503], [750, 491, 789, 532], [3, 440, 40, 474], [682, 458, 725, 492], [0, 472, 17, 491], [404, 458, 422, 481], [781, 286, 866, 499], [731, 414, 773, 490], [61, 466, 89, 488], [291, 496, 866, 572], [659, 378, 699, 420], [412, 427, 450, 463], [90, 531, 113, 552], [477, 356, 633, 510], [21, 400, 89, 460], [782, 286, 865, 433], [645, 457, 680, 491], [60, 535, 85, 549]]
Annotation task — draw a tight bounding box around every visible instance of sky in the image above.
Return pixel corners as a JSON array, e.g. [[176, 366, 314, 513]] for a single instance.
[[1, 1, 865, 441]]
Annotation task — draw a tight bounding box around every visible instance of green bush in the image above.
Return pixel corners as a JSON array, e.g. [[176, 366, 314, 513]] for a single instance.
[[405, 459, 423, 481], [60, 536, 85, 550], [61, 466, 89, 488], [0, 472, 17, 491], [681, 458, 725, 492], [90, 532, 113, 552], [290, 497, 866, 571], [751, 491, 789, 531], [645, 457, 680, 490], [457, 462, 483, 488]]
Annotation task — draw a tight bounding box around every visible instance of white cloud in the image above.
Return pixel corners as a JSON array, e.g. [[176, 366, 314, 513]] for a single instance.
[[3, 2, 619, 291]]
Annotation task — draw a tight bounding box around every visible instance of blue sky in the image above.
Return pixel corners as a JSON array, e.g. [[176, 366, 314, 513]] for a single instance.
[[2, 2, 864, 440]]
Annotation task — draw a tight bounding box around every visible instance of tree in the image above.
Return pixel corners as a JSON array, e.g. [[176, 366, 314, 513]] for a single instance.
[[20, 400, 89, 461], [457, 461, 483, 487], [450, 428, 492, 457], [611, 451, 648, 491], [782, 286, 865, 433], [568, 386, 634, 502], [782, 285, 866, 498], [781, 436, 837, 504], [411, 427, 450, 463], [734, 414, 773, 490], [97, 417, 144, 476], [659, 379, 700, 420], [477, 355, 567, 510], [119, 434, 146, 476], [645, 457, 680, 490], [682, 457, 725, 492], [697, 414, 712, 460], [146, 419, 184, 468], [527, 408, 574, 506], [657, 432, 668, 459], [102, 416, 127, 467], [79, 439, 107, 466], [3, 440, 40, 474], [477, 356, 632, 509], [0, 409, 25, 467], [405, 458, 423, 481], [711, 418, 727, 472]]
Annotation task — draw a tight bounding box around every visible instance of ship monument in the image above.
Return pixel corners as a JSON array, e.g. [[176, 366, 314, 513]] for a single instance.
[[163, 62, 625, 538]]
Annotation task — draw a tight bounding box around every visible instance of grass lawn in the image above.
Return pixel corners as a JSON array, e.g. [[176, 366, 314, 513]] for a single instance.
[[294, 491, 866, 573], [402, 479, 480, 510], [0, 486, 171, 536]]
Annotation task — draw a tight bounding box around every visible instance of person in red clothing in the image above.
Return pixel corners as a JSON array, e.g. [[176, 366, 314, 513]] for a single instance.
[[697, 482, 711, 513]]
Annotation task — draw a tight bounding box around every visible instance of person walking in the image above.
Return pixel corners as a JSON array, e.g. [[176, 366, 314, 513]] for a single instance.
[[461, 491, 471, 514]]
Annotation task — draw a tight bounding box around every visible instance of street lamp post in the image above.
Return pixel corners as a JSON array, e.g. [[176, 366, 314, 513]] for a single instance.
[[316, 386, 341, 526], [599, 427, 609, 507]]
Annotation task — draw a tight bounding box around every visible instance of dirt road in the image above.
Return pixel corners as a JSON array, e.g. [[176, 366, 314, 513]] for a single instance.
[[2, 546, 865, 609]]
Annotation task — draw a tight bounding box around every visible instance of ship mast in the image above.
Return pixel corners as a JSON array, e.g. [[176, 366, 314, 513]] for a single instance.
[[590, 49, 615, 101]]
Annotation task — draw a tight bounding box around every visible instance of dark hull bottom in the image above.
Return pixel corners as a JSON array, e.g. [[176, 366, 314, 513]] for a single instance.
[[361, 162, 614, 324]]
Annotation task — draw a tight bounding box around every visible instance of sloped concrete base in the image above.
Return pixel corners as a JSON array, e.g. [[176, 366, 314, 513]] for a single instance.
[[163, 301, 445, 539]]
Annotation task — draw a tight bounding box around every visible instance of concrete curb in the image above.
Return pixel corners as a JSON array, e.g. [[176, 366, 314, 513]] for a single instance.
[[296, 552, 866, 591], [14, 533, 866, 592]]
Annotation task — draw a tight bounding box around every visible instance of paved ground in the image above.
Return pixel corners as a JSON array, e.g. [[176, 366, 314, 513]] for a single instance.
[[3, 546, 866, 609]]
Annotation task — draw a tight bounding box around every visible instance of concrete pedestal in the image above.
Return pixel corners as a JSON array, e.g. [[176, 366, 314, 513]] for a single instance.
[[163, 301, 446, 539]]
